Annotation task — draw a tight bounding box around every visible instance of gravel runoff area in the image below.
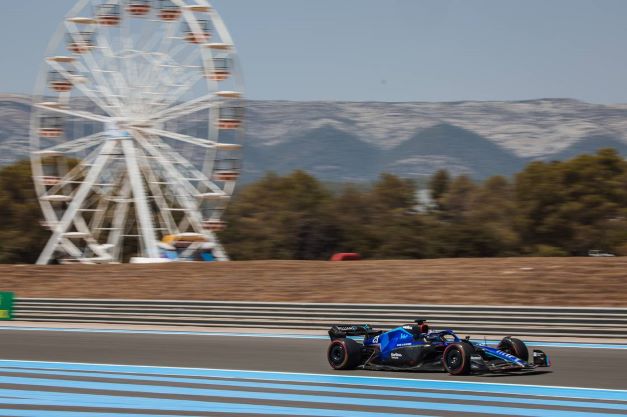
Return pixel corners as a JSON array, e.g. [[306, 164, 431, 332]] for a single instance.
[[0, 257, 626, 306]]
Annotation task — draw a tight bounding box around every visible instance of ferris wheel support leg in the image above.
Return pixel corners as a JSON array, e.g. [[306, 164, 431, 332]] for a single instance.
[[36, 141, 117, 265], [136, 150, 178, 234], [107, 181, 132, 262], [212, 242, 230, 261], [59, 238, 83, 258], [121, 139, 160, 259]]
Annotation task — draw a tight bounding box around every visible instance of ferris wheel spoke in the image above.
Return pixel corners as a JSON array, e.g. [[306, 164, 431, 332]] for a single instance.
[[142, 44, 195, 87], [34, 102, 110, 124], [146, 56, 193, 94], [151, 140, 224, 195], [36, 132, 106, 155], [142, 22, 167, 55], [136, 141, 203, 201], [152, 63, 205, 110], [146, 67, 200, 111], [94, 29, 131, 101], [45, 60, 117, 118], [73, 60, 125, 115], [148, 48, 204, 106], [140, 127, 218, 148], [147, 17, 178, 70], [119, 12, 136, 88], [152, 92, 218, 122], [134, 133, 204, 220], [64, 25, 124, 114]]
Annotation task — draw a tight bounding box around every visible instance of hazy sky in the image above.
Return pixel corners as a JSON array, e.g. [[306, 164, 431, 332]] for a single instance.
[[2, 0, 627, 103]]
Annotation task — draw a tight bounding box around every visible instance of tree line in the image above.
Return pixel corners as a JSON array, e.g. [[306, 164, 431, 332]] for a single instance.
[[0, 149, 626, 263], [221, 148, 627, 259]]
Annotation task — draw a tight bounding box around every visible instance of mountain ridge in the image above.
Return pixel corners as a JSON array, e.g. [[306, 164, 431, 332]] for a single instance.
[[2, 94, 627, 181]]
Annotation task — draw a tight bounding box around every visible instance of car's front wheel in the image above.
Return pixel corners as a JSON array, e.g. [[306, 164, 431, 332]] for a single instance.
[[327, 338, 362, 370], [442, 343, 473, 375], [498, 337, 529, 362]]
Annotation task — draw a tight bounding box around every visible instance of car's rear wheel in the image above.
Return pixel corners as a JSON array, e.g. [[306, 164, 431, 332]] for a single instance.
[[327, 338, 362, 370], [442, 343, 472, 375], [498, 337, 529, 362]]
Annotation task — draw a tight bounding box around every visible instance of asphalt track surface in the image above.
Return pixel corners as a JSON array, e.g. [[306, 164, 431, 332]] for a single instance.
[[0, 327, 626, 416]]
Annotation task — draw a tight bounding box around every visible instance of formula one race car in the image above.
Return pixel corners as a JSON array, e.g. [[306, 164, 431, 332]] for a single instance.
[[327, 320, 550, 375]]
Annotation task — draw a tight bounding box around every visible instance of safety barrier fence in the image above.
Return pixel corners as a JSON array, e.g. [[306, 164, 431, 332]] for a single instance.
[[11, 298, 627, 338]]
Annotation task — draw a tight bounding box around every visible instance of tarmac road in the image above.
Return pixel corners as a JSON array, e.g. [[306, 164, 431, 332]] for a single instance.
[[0, 328, 625, 416]]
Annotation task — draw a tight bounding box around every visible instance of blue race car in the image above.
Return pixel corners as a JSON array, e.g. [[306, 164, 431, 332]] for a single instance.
[[327, 320, 550, 375]]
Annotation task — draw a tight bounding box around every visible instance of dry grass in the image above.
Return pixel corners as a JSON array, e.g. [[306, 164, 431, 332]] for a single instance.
[[0, 257, 626, 306]]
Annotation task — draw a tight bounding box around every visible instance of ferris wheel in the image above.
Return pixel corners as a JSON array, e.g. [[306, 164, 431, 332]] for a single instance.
[[30, 0, 245, 264]]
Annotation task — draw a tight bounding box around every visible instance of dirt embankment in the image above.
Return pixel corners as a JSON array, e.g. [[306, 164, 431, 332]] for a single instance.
[[0, 258, 626, 306]]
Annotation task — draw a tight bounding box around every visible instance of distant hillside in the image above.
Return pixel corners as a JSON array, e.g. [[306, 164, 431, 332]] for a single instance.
[[384, 124, 525, 178], [0, 95, 32, 166], [252, 126, 381, 182], [548, 135, 627, 162], [2, 94, 627, 181]]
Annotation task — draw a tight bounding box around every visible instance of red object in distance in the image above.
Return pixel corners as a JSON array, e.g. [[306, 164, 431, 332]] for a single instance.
[[330, 253, 362, 261]]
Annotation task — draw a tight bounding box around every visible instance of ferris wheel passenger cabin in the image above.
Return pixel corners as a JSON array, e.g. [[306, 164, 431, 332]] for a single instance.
[[39, 151, 67, 187], [205, 57, 231, 81], [202, 220, 227, 232], [183, 19, 211, 44], [202, 208, 227, 232], [67, 31, 95, 54], [48, 70, 74, 93], [96, 4, 121, 26], [157, 0, 181, 21], [38, 117, 64, 138], [126, 0, 151, 16], [212, 157, 240, 182], [218, 106, 244, 130], [41, 176, 62, 186]]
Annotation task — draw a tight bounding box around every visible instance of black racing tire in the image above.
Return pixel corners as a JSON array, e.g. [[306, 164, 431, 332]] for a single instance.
[[498, 337, 529, 362], [327, 338, 362, 370], [442, 343, 472, 376]]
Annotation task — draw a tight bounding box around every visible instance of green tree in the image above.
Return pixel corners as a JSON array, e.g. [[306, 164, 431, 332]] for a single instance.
[[438, 174, 477, 221], [0, 160, 48, 263], [428, 169, 450, 208], [330, 184, 377, 256], [221, 171, 339, 260], [370, 173, 417, 211], [466, 175, 520, 255], [515, 149, 627, 255]]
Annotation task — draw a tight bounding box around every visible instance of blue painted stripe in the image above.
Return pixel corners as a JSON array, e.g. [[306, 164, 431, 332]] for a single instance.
[[1, 326, 626, 349], [2, 367, 626, 411], [0, 393, 435, 417], [1, 360, 625, 402], [0, 384, 624, 417]]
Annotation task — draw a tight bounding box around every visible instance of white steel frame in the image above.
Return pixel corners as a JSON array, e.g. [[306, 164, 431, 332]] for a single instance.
[[30, 0, 244, 264]]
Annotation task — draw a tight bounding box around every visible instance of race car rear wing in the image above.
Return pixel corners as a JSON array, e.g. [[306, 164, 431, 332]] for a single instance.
[[328, 324, 380, 340]]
